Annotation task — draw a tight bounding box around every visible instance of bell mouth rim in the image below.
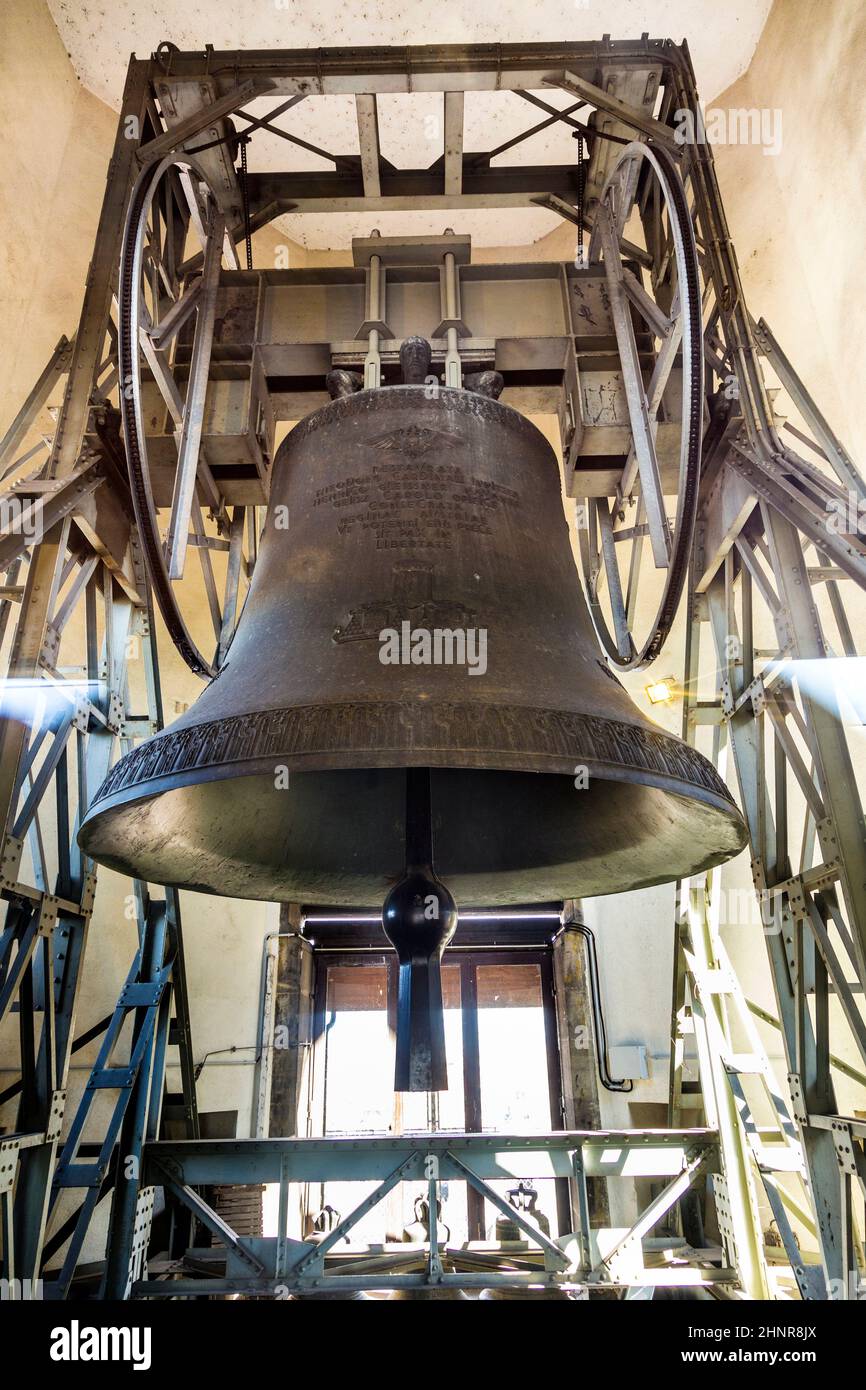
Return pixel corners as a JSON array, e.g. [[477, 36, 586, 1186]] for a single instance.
[[77, 762, 747, 908], [283, 382, 553, 455], [80, 755, 744, 837], [79, 699, 743, 839]]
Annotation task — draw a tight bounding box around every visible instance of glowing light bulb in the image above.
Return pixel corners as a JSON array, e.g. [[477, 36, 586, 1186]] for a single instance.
[[645, 676, 677, 706]]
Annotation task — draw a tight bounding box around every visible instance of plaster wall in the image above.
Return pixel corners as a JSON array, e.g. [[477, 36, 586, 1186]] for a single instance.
[[0, 0, 117, 442]]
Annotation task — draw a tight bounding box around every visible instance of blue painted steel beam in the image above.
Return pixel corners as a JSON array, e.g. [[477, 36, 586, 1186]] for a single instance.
[[143, 1130, 718, 1186]]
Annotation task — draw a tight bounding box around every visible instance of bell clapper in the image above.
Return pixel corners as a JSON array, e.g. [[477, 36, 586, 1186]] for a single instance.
[[381, 768, 458, 1092]]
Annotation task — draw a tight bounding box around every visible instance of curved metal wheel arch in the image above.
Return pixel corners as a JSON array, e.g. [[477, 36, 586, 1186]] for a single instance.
[[118, 153, 225, 679], [582, 139, 704, 672]]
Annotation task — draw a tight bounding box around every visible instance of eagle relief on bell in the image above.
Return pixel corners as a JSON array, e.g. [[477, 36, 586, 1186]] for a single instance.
[[80, 334, 747, 1090]]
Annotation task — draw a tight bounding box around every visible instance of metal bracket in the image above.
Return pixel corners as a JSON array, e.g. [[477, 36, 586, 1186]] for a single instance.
[[126, 1185, 156, 1297], [711, 1172, 737, 1270], [37, 895, 59, 935], [830, 1121, 859, 1177], [787, 1073, 808, 1125], [0, 1139, 20, 1194], [79, 872, 97, 917], [45, 1089, 68, 1143], [106, 691, 124, 736], [0, 835, 24, 891], [72, 695, 90, 734]]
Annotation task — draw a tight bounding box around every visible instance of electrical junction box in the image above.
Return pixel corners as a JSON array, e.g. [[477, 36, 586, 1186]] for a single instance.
[[608, 1045, 649, 1080]]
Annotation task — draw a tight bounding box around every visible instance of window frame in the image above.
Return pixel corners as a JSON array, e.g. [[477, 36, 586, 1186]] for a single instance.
[[308, 946, 568, 1240]]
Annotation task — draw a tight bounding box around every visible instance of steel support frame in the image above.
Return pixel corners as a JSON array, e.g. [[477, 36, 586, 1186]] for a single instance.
[[0, 36, 863, 1300], [0, 556, 201, 1293], [134, 1130, 730, 1297], [673, 518, 866, 1300], [659, 46, 866, 1300], [0, 57, 257, 1295]]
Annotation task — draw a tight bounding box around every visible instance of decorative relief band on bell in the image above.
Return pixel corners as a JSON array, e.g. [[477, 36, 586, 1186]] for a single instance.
[[285, 384, 547, 452], [89, 702, 736, 808]]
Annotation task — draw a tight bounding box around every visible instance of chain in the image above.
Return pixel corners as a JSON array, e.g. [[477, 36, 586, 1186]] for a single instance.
[[239, 136, 253, 272], [577, 133, 585, 267]]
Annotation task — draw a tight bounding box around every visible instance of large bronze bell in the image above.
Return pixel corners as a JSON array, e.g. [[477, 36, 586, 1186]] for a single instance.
[[79, 342, 746, 1089]]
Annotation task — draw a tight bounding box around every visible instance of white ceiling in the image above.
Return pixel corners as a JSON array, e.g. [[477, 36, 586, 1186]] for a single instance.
[[48, 0, 772, 248]]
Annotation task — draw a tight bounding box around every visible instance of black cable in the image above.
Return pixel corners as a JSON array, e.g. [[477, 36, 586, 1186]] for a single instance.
[[183, 130, 234, 156], [564, 922, 634, 1092], [193, 1043, 259, 1081], [571, 121, 631, 147]]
